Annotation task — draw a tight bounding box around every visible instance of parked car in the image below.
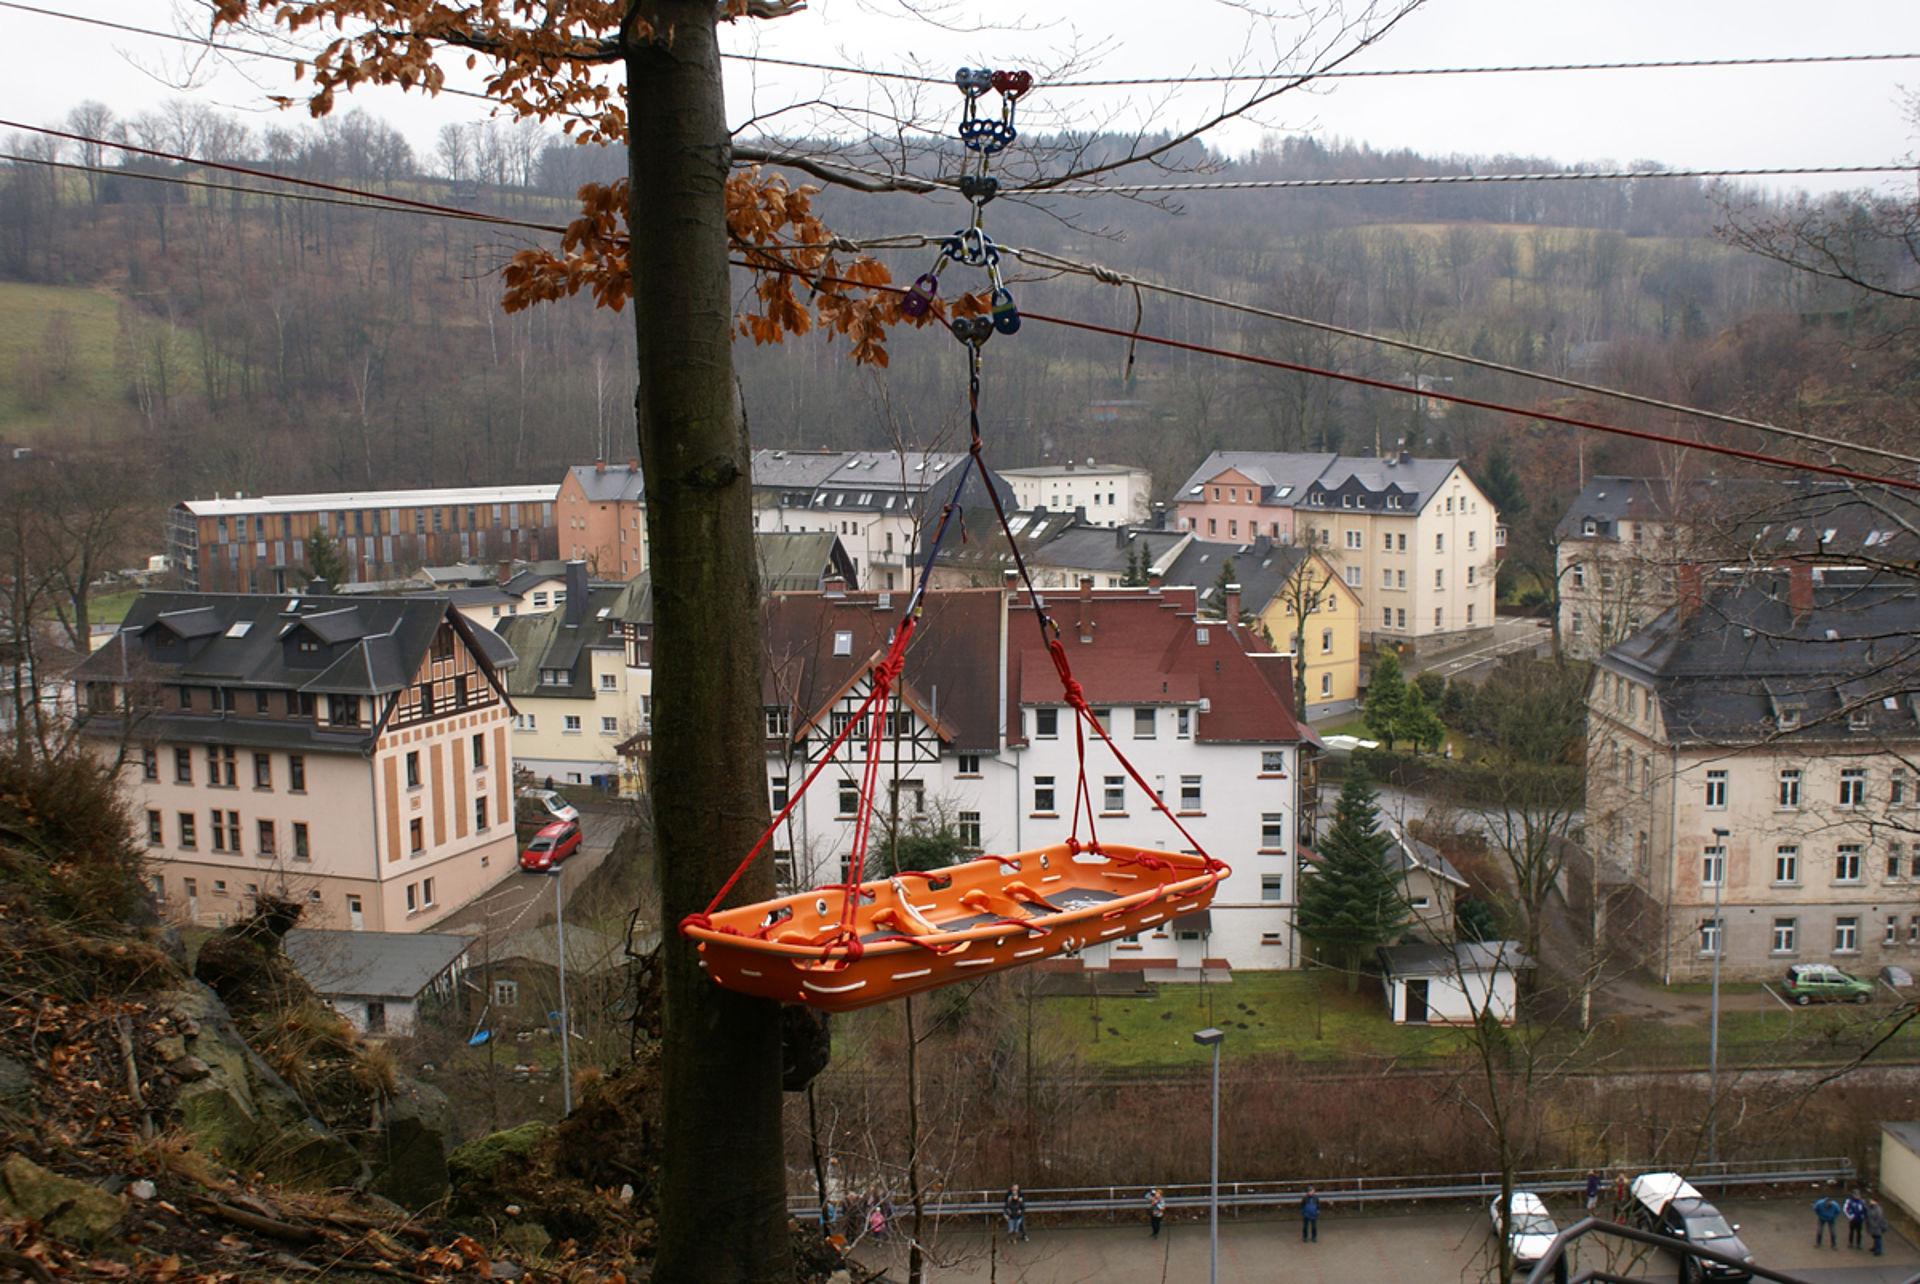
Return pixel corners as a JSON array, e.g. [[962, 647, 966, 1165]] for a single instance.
[[1782, 963, 1873, 1005], [1490, 1191, 1559, 1268], [518, 788, 579, 825], [520, 820, 582, 872], [1628, 1173, 1754, 1284]]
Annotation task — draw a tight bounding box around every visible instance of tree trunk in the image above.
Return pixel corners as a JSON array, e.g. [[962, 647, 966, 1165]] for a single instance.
[[628, 5, 790, 1281]]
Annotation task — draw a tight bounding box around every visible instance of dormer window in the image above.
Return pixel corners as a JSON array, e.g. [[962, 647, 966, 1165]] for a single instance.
[[297, 637, 320, 654], [1582, 520, 1597, 536], [1778, 710, 1799, 731]]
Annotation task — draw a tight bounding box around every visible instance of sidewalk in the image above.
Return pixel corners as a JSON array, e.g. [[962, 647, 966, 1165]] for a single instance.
[[849, 1195, 1920, 1283]]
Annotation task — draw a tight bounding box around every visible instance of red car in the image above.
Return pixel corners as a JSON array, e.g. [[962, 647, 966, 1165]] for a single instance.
[[520, 820, 582, 872]]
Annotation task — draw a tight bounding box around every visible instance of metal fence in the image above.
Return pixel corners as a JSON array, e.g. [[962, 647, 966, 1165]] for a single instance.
[[791, 1156, 1855, 1224]]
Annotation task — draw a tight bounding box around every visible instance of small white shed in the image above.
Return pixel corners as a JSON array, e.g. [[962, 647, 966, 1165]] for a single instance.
[[1377, 940, 1531, 1026], [284, 928, 473, 1037]]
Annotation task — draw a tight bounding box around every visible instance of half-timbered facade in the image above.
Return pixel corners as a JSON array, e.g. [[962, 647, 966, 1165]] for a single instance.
[[71, 592, 519, 932]]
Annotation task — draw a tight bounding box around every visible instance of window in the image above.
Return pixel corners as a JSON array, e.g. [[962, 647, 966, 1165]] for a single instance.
[[1398, 609, 1407, 628], [328, 695, 362, 727], [177, 685, 193, 710], [1091, 708, 1112, 734], [1912, 915, 1920, 945], [1701, 845, 1725, 887], [1778, 769, 1801, 808], [1704, 770, 1726, 809], [1103, 776, 1126, 812], [1888, 845, 1905, 881], [1260, 875, 1285, 902], [770, 774, 790, 812], [1840, 768, 1866, 808], [210, 811, 229, 852], [1321, 673, 1332, 697], [838, 781, 860, 816], [600, 673, 618, 691], [1382, 569, 1393, 590], [1384, 607, 1393, 628], [957, 754, 981, 775], [1895, 770, 1911, 805], [251, 753, 271, 789], [1033, 776, 1056, 813], [174, 748, 193, 783], [832, 630, 852, 657], [1772, 917, 1797, 954], [1835, 845, 1862, 883], [1035, 708, 1059, 739], [292, 822, 309, 860], [602, 717, 619, 733], [765, 707, 790, 738], [405, 883, 418, 913], [1397, 570, 1407, 589], [409, 818, 424, 854], [207, 745, 236, 788], [146, 810, 163, 846], [494, 979, 518, 1006], [1344, 529, 1362, 549], [406, 751, 421, 788], [183, 877, 198, 900], [532, 591, 549, 608], [564, 715, 582, 733], [1835, 916, 1860, 953], [258, 819, 276, 855], [472, 733, 486, 768], [1134, 708, 1156, 739], [1699, 917, 1722, 956], [1262, 813, 1285, 849], [1774, 846, 1799, 884], [958, 812, 982, 849], [141, 748, 158, 781], [1261, 750, 1287, 774], [1383, 531, 1393, 551], [288, 755, 306, 792], [1571, 565, 1585, 589], [1321, 628, 1334, 654], [178, 812, 197, 848], [422, 878, 436, 908], [1179, 775, 1203, 811], [1469, 530, 1477, 550], [1397, 533, 1407, 551], [1435, 569, 1445, 589], [1889, 915, 1902, 946], [1436, 533, 1445, 551], [474, 796, 489, 831], [1176, 709, 1191, 738]]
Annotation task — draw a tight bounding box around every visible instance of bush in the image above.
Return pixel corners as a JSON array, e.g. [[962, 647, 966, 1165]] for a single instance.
[[0, 745, 148, 924]]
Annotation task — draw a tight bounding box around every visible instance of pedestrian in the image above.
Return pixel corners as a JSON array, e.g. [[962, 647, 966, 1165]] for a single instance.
[[1301, 1189, 1321, 1243], [1147, 1188, 1165, 1240], [1867, 1199, 1890, 1256], [1584, 1170, 1601, 1213], [867, 1201, 887, 1241], [1814, 1194, 1841, 1248], [1845, 1190, 1868, 1249], [1610, 1173, 1630, 1221], [1003, 1185, 1028, 1242]]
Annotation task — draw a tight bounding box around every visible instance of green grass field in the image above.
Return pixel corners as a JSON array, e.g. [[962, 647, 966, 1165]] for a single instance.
[[0, 281, 128, 442]]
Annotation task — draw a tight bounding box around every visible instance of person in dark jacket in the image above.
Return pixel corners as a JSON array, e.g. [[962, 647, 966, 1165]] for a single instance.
[[1866, 1199, 1890, 1256], [1146, 1188, 1165, 1239], [1814, 1195, 1842, 1248], [1845, 1191, 1868, 1248], [1003, 1186, 1027, 1241], [1301, 1189, 1321, 1242]]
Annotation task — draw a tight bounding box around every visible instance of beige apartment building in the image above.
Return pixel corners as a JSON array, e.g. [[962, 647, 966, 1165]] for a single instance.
[[1588, 566, 1920, 983], [72, 592, 520, 933], [1173, 450, 1500, 652]]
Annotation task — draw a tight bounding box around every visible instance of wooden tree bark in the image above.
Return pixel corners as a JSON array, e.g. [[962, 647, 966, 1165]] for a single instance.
[[626, 3, 790, 1279]]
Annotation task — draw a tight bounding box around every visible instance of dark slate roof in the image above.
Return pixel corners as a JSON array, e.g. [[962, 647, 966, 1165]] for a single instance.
[[444, 585, 518, 610], [1381, 820, 1468, 889], [493, 923, 627, 975], [1555, 476, 1920, 560], [1378, 940, 1531, 977], [1023, 523, 1149, 578], [71, 592, 514, 699], [1176, 451, 1463, 513], [1160, 537, 1313, 618], [567, 462, 645, 503], [1599, 569, 1920, 745], [1176, 452, 1337, 506], [154, 607, 224, 640], [754, 448, 1015, 515], [502, 563, 571, 596], [494, 582, 628, 699], [284, 929, 472, 1000], [757, 532, 856, 592]]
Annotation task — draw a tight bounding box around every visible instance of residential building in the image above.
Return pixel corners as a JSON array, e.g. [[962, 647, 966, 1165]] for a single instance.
[[1588, 565, 1920, 983], [997, 461, 1153, 527], [1162, 537, 1362, 720], [760, 580, 1308, 972], [750, 448, 1014, 591], [167, 485, 561, 593], [557, 461, 648, 580], [1173, 451, 1500, 650], [496, 563, 650, 787], [756, 531, 858, 592], [70, 591, 519, 932], [500, 562, 574, 616], [282, 928, 472, 1036], [1384, 822, 1468, 943], [1018, 522, 1187, 590], [1556, 477, 1920, 660]]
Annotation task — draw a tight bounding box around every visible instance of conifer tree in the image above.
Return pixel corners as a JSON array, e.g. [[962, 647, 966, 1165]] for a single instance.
[[1363, 648, 1409, 749], [1296, 765, 1407, 991], [303, 528, 349, 589]]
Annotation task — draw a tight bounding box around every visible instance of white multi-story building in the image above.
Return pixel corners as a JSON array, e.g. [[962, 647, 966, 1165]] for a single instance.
[[759, 581, 1307, 972], [1173, 450, 1500, 651], [1588, 565, 1920, 983], [997, 461, 1153, 528], [71, 592, 520, 932]]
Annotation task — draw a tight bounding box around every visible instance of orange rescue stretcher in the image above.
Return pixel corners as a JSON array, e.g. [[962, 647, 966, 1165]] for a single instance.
[[682, 842, 1227, 1013]]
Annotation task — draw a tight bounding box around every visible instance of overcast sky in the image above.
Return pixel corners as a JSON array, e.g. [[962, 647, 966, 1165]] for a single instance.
[[3, 0, 1916, 195]]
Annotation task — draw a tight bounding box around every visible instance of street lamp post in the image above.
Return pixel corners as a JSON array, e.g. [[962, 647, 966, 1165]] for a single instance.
[[1194, 1028, 1224, 1284], [1708, 826, 1728, 1165], [551, 868, 572, 1116]]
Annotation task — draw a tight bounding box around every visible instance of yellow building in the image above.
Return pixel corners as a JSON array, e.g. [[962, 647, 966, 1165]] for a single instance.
[[1164, 538, 1361, 721]]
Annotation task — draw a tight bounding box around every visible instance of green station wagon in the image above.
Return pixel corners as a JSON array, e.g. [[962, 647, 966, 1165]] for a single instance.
[[1782, 963, 1874, 1005]]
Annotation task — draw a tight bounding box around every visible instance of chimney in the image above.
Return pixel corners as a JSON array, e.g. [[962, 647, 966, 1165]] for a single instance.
[[595, 460, 607, 473], [1398, 448, 1412, 466], [565, 559, 588, 626], [496, 560, 511, 584], [823, 575, 846, 598], [1116, 527, 1129, 550], [1676, 563, 1702, 626], [1148, 570, 1162, 593], [1788, 561, 1813, 619], [1002, 568, 1019, 593], [1078, 575, 1095, 642], [1224, 582, 1241, 625]]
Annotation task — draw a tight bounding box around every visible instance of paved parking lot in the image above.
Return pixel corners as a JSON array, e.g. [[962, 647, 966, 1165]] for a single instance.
[[851, 1194, 1920, 1283]]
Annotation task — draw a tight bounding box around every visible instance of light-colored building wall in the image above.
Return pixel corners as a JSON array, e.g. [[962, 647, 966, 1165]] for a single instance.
[[512, 646, 642, 785], [558, 464, 648, 581], [999, 464, 1153, 528], [1255, 552, 1363, 720], [1556, 522, 1683, 661], [1176, 467, 1297, 545], [752, 501, 917, 592]]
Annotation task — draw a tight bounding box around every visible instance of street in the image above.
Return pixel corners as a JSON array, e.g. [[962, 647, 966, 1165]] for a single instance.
[[1417, 615, 1554, 683], [432, 804, 631, 941]]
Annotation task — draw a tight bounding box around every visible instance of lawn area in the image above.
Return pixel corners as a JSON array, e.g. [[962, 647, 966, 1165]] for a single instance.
[[0, 281, 128, 442], [1040, 971, 1470, 1069], [89, 588, 142, 629]]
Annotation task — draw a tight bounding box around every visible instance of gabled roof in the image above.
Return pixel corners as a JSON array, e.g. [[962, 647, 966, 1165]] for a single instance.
[[502, 563, 571, 596], [1600, 569, 1920, 745], [494, 582, 629, 698], [283, 929, 472, 1000], [1382, 820, 1468, 889], [1160, 538, 1316, 617], [1555, 476, 1920, 559], [1378, 940, 1531, 977], [153, 607, 224, 640], [1175, 451, 1466, 513], [1176, 452, 1337, 506], [1023, 523, 1158, 578], [757, 532, 857, 592], [566, 462, 646, 504]]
